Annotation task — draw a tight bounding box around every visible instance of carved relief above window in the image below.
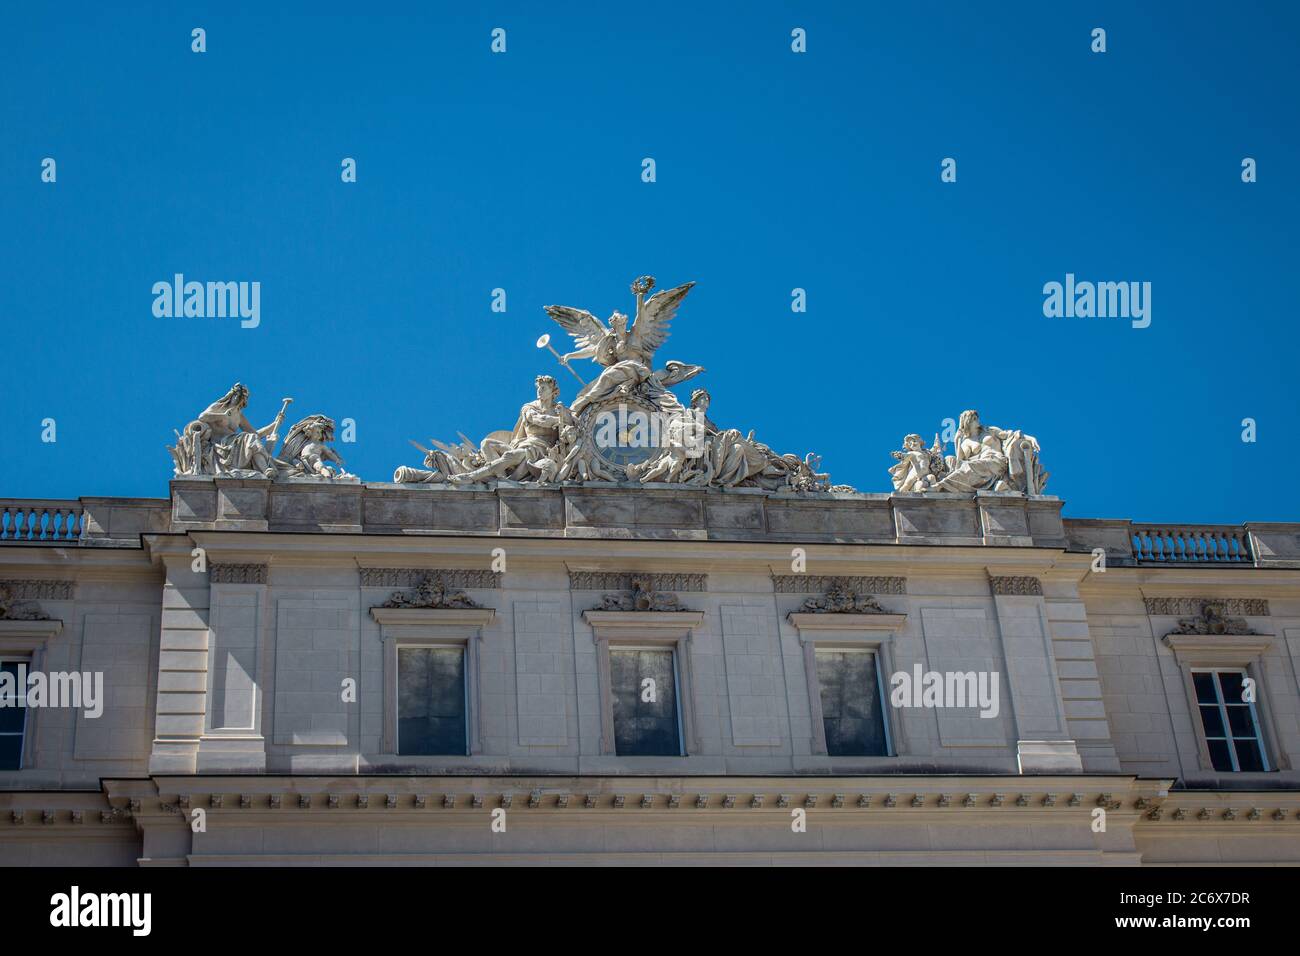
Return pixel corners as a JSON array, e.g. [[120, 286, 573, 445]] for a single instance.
[[1144, 597, 1268, 618], [360, 568, 501, 590], [772, 575, 905, 595], [1154, 600, 1263, 636], [0, 584, 53, 622], [0, 580, 73, 603], [377, 574, 483, 611], [569, 571, 707, 592], [798, 581, 893, 615], [591, 576, 691, 613]]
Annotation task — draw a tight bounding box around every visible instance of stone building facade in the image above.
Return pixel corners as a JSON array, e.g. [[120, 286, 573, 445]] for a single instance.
[[2, 481, 1298, 865]]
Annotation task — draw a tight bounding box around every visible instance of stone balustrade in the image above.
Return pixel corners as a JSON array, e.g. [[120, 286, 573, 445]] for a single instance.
[[0, 499, 83, 542], [1131, 524, 1252, 564]]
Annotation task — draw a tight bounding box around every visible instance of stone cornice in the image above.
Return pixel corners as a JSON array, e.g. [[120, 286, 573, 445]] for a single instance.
[[0, 618, 64, 639], [787, 612, 907, 632], [88, 774, 1257, 822], [369, 607, 496, 628], [1163, 632, 1273, 665], [582, 610, 706, 632]]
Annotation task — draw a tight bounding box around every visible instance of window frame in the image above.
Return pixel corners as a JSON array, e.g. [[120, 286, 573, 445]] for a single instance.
[[396, 643, 470, 757], [583, 610, 705, 758], [0, 618, 62, 774], [370, 607, 495, 758], [607, 643, 685, 757], [813, 646, 893, 758], [1162, 627, 1283, 774], [0, 655, 32, 771], [786, 610, 908, 759], [1189, 666, 1269, 773]]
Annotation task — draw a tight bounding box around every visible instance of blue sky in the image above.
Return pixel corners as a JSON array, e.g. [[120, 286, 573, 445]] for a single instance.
[[2, 2, 1297, 523]]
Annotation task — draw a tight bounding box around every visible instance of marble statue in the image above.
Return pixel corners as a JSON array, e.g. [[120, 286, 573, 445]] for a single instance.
[[927, 410, 1048, 495], [887, 411, 1047, 496], [279, 415, 354, 479], [449, 375, 574, 484], [168, 384, 354, 481], [889, 433, 946, 492], [547, 275, 705, 416], [168, 384, 288, 479], [391, 277, 855, 493]]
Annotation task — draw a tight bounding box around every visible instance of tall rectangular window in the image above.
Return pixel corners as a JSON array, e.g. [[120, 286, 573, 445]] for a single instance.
[[1193, 669, 1268, 772], [610, 647, 681, 756], [0, 659, 29, 770], [816, 650, 889, 757], [397, 647, 467, 756]]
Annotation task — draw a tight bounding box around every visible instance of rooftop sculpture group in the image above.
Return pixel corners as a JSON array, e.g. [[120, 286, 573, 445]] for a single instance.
[[166, 277, 1049, 497], [168, 385, 353, 481]]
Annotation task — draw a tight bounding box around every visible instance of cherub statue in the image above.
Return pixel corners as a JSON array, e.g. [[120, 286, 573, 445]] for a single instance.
[[553, 422, 620, 483], [278, 415, 354, 479], [889, 433, 947, 492]]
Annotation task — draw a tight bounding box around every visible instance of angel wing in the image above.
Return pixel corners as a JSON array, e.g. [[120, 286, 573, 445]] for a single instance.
[[281, 414, 334, 464], [544, 305, 607, 350], [629, 281, 694, 355]]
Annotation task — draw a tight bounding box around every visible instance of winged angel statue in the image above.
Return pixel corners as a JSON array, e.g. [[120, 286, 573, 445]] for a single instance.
[[391, 276, 855, 492], [547, 275, 705, 415]]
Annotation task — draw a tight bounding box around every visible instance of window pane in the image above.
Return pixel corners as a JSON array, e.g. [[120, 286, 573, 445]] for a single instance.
[[1192, 672, 1218, 704], [1206, 738, 1234, 772], [1226, 705, 1258, 739], [1217, 671, 1246, 703], [397, 647, 466, 755], [0, 662, 26, 735], [610, 649, 680, 756], [816, 651, 887, 757], [1197, 704, 1225, 738], [1233, 738, 1266, 773], [0, 734, 21, 770]]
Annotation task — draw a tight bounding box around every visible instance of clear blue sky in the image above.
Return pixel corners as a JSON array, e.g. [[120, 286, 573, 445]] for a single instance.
[[2, 2, 1297, 523]]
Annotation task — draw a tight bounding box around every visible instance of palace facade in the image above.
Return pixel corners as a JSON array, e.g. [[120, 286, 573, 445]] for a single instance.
[[2, 482, 1299, 865]]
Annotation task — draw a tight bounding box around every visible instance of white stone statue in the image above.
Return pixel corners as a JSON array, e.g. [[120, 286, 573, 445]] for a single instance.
[[889, 433, 946, 492], [278, 415, 354, 479], [925, 410, 1048, 495], [168, 385, 358, 482], [389, 276, 857, 493], [399, 376, 576, 485], [546, 276, 705, 415], [168, 384, 290, 479]]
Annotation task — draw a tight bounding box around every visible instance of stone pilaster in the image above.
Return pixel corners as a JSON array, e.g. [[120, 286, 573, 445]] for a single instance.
[[148, 552, 211, 773], [987, 575, 1083, 773]]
